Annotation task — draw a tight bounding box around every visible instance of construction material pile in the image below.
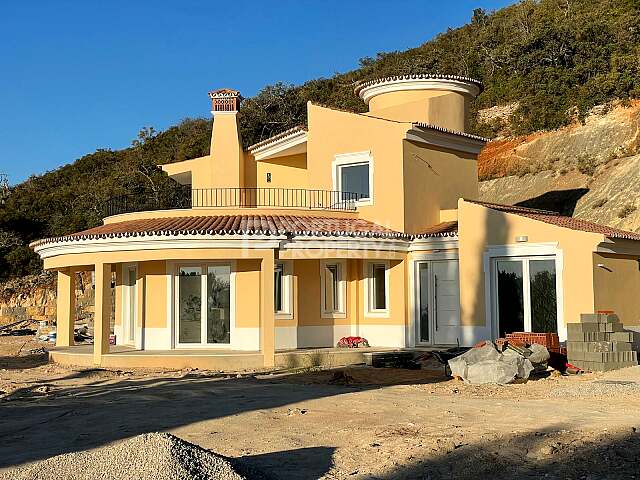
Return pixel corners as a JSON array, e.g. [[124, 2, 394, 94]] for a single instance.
[[567, 313, 638, 372], [449, 341, 550, 384], [1, 433, 252, 480]]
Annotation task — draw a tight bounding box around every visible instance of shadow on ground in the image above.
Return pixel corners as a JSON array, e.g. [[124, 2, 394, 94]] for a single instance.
[[0, 366, 445, 472], [375, 425, 640, 480], [0, 352, 49, 370]]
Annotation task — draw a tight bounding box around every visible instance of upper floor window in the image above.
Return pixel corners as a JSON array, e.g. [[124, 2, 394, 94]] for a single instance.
[[333, 151, 373, 205]]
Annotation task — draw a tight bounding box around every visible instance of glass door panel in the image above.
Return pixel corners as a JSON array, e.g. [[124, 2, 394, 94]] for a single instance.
[[496, 260, 524, 337], [178, 267, 202, 344], [207, 266, 231, 344], [418, 263, 430, 343], [529, 259, 558, 333], [126, 268, 136, 343]]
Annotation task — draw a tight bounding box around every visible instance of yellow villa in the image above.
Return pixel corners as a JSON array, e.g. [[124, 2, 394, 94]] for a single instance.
[[31, 74, 640, 370]]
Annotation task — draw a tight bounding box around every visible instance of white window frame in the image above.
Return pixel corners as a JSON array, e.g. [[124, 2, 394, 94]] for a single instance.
[[332, 151, 374, 206], [320, 259, 347, 318], [364, 260, 390, 317], [274, 260, 293, 320], [173, 261, 236, 349], [121, 263, 138, 347], [484, 243, 565, 341]]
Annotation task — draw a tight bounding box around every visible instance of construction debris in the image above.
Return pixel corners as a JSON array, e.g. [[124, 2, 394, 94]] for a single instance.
[[0, 432, 255, 480], [567, 313, 638, 372], [448, 342, 538, 384]]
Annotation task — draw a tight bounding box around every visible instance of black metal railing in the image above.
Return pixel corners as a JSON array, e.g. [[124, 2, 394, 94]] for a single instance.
[[105, 187, 364, 216]]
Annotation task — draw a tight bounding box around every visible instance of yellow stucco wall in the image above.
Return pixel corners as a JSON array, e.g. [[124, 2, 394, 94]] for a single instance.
[[255, 153, 309, 190], [458, 200, 603, 330], [235, 259, 261, 329], [402, 140, 478, 234], [367, 90, 469, 132], [307, 103, 408, 231], [138, 261, 167, 329], [593, 253, 640, 326]]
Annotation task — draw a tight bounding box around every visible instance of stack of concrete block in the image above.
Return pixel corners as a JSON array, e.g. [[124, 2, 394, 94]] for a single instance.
[[567, 313, 638, 372]]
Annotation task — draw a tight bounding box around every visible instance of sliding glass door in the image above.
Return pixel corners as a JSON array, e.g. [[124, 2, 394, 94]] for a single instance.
[[177, 264, 231, 346], [493, 256, 558, 337]]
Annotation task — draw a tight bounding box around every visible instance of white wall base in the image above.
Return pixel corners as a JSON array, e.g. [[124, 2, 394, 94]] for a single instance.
[[296, 324, 406, 348], [232, 327, 260, 351], [352, 324, 405, 348], [276, 326, 298, 350], [457, 325, 492, 347], [113, 325, 123, 345], [143, 327, 172, 350]]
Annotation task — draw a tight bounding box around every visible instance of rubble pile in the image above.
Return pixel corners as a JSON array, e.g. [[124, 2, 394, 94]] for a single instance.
[[1, 432, 255, 480], [567, 313, 638, 372], [448, 342, 550, 385]]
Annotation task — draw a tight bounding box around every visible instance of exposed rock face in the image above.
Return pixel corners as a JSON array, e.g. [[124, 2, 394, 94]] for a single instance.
[[0, 271, 95, 327], [479, 101, 640, 232]]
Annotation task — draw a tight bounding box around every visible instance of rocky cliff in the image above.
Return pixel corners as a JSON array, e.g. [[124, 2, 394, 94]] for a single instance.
[[479, 101, 640, 232]]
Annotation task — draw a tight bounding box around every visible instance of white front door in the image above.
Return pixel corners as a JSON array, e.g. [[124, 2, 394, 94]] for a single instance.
[[416, 260, 461, 345]]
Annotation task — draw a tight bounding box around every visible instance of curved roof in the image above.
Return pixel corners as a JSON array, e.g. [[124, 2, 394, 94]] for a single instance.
[[354, 74, 484, 96], [30, 215, 409, 248]]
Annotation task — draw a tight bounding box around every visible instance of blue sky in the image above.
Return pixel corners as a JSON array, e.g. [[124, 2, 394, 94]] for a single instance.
[[0, 1, 514, 184]]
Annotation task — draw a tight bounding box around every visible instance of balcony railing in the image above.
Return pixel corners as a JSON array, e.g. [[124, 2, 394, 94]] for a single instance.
[[105, 188, 363, 217]]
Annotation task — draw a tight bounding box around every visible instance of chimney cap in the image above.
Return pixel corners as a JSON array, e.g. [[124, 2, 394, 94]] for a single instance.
[[208, 88, 242, 99], [208, 88, 242, 113]]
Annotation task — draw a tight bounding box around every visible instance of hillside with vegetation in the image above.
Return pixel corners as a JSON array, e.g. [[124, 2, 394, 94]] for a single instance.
[[1, 0, 639, 281]]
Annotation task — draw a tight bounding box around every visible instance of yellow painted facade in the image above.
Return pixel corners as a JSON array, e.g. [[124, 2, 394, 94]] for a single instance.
[[34, 75, 640, 370]]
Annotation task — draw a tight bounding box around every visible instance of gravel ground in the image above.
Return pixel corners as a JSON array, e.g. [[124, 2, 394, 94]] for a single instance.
[[0, 433, 252, 480]]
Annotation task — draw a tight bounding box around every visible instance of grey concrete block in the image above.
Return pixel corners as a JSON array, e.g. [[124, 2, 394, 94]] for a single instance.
[[612, 342, 633, 352], [583, 351, 638, 363], [599, 322, 625, 333], [580, 313, 620, 324], [568, 323, 600, 335], [609, 331, 634, 342]]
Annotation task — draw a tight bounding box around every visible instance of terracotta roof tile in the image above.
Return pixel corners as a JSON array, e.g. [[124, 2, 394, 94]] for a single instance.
[[415, 221, 458, 238], [469, 200, 640, 242], [31, 215, 409, 247]]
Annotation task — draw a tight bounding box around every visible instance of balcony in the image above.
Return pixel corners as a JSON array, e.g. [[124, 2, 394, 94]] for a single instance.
[[105, 187, 363, 217]]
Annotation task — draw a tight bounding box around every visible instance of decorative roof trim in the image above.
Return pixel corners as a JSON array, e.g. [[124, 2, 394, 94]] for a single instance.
[[247, 126, 308, 152], [249, 127, 308, 161], [411, 123, 489, 143], [355, 74, 484, 104]]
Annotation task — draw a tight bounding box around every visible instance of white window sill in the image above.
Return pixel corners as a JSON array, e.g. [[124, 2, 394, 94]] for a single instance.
[[365, 310, 390, 318], [321, 311, 347, 319]]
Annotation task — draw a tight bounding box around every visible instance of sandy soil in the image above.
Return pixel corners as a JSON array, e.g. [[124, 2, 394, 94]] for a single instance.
[[1, 336, 640, 479]]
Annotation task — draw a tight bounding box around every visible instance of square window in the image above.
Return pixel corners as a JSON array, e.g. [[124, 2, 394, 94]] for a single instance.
[[340, 163, 370, 200], [333, 152, 373, 204]]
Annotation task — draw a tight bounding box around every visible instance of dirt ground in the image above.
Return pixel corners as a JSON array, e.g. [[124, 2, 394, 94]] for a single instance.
[[1, 335, 640, 479]]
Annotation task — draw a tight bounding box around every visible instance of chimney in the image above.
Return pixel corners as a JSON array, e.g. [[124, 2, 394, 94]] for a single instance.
[[207, 88, 245, 189], [208, 88, 242, 113]]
